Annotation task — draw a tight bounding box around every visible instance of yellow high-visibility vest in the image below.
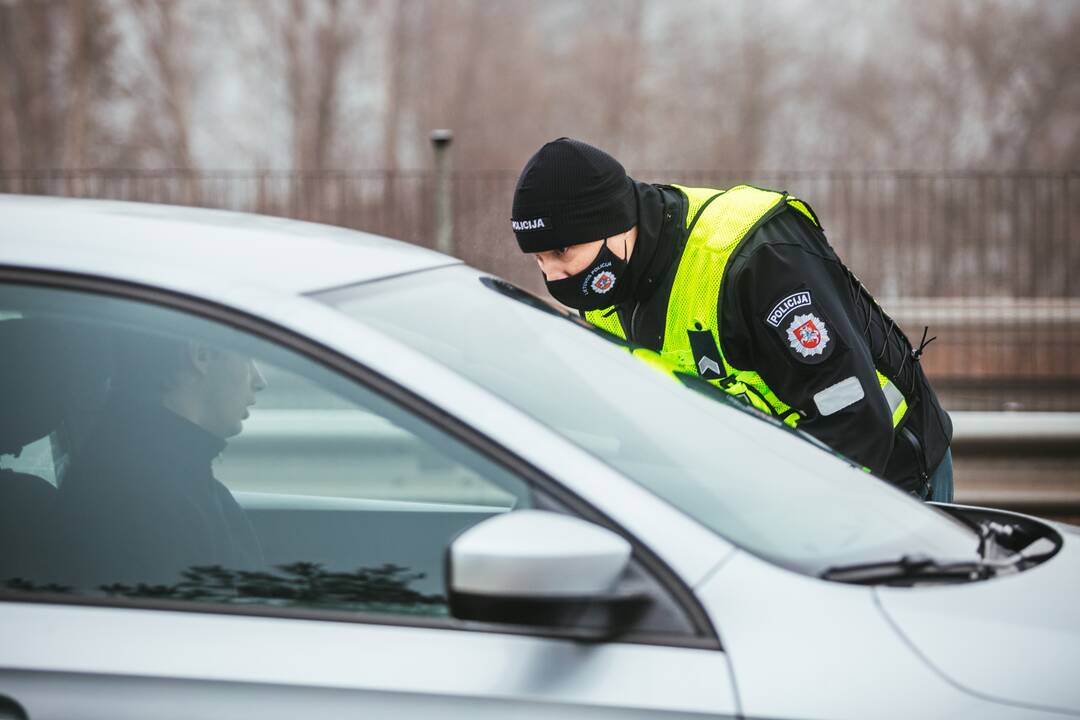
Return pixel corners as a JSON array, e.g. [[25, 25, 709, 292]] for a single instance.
[[586, 185, 908, 428]]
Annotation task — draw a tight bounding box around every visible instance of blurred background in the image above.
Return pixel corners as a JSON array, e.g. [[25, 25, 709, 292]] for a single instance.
[[1, 0, 1078, 516]]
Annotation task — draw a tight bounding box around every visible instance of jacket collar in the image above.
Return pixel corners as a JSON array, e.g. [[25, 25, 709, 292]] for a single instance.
[[106, 395, 227, 473], [625, 181, 686, 304]]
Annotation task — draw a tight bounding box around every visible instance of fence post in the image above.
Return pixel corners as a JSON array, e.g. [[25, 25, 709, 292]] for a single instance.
[[431, 129, 454, 255]]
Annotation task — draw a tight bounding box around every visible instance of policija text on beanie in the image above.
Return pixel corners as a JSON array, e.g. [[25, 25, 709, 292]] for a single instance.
[[511, 138, 637, 253]]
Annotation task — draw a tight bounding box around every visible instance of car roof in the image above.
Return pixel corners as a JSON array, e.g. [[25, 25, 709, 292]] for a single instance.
[[0, 195, 458, 295]]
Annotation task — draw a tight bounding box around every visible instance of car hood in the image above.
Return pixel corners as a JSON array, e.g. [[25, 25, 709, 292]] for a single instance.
[[875, 521, 1080, 716]]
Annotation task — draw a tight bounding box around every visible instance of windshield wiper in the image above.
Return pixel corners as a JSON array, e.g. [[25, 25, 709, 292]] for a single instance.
[[973, 520, 1058, 566], [976, 520, 1012, 560], [821, 553, 995, 585]]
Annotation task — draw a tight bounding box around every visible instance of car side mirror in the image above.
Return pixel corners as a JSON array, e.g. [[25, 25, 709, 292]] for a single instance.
[[446, 510, 650, 639]]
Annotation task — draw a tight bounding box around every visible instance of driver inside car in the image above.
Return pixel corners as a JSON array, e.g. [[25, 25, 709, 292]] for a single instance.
[[50, 330, 267, 590]]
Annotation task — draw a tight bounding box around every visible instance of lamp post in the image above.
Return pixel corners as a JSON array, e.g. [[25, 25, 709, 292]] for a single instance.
[[431, 129, 454, 256]]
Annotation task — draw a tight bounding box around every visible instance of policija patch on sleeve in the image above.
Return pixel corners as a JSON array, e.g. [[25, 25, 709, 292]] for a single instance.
[[763, 289, 834, 364]]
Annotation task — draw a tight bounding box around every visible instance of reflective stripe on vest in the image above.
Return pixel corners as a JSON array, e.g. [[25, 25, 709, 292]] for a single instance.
[[879, 375, 909, 427], [586, 184, 908, 429]]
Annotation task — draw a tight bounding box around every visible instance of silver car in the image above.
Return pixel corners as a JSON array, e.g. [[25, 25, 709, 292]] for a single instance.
[[1, 196, 1077, 720]]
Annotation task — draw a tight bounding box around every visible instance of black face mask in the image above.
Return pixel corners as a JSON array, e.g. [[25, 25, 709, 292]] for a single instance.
[[545, 239, 631, 311]]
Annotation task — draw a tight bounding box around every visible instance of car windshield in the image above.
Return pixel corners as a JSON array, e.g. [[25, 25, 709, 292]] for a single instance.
[[320, 265, 978, 574]]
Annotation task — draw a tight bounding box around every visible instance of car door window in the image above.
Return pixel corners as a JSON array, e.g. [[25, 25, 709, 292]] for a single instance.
[[217, 363, 521, 507], [0, 281, 529, 619]]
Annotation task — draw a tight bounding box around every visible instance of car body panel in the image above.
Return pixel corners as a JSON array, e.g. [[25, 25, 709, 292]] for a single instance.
[[876, 521, 1080, 716], [0, 195, 455, 296], [695, 548, 1079, 720], [3, 196, 1078, 718], [0, 601, 738, 719], [0, 198, 735, 590]]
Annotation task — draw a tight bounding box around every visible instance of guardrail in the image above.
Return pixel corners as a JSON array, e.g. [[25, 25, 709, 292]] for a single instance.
[[225, 409, 1080, 519], [950, 412, 1080, 521], [951, 412, 1080, 452]]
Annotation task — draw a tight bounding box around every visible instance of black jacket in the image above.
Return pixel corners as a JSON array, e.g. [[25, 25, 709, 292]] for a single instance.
[[607, 182, 952, 492], [51, 398, 264, 589]]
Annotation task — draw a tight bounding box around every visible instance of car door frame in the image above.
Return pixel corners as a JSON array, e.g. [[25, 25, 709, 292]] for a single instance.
[[0, 265, 721, 649]]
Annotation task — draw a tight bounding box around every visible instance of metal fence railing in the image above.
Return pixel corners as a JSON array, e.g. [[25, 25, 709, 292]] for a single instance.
[[3, 169, 1078, 412]]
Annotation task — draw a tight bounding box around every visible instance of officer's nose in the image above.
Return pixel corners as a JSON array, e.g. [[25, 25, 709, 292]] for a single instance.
[[534, 253, 568, 281]]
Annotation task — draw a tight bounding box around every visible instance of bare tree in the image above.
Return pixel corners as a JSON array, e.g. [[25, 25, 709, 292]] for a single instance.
[[266, 0, 364, 173], [129, 0, 194, 169], [381, 0, 407, 173], [123, 0, 201, 204], [0, 0, 119, 190], [4, 0, 1079, 179], [0, 1, 61, 174], [802, 0, 1080, 171], [63, 0, 120, 189]]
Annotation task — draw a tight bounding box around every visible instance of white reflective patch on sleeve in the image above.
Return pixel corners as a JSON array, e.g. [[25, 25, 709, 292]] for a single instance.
[[813, 376, 865, 416]]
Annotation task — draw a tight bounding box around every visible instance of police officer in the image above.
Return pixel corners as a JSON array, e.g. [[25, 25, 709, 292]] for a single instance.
[[510, 137, 953, 500]]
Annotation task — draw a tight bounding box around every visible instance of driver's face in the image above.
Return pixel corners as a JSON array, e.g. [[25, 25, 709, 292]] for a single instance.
[[201, 351, 267, 438]]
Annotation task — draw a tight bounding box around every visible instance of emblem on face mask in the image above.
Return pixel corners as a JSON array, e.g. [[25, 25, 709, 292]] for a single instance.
[[786, 313, 829, 357], [590, 270, 616, 294]]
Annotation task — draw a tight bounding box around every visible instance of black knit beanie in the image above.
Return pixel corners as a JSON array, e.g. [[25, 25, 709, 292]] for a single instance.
[[511, 138, 637, 253]]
